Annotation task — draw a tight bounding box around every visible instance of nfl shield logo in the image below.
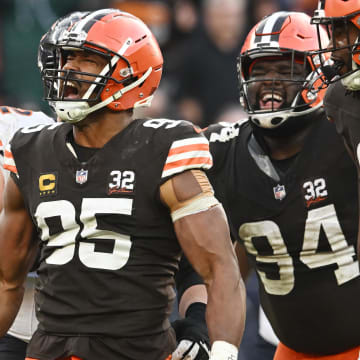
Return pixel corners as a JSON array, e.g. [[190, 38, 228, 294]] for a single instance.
[[273, 184, 286, 201], [76, 169, 88, 184]]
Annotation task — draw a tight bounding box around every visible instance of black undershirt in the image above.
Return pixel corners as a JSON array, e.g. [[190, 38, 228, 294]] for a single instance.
[[67, 132, 99, 163], [271, 153, 298, 178]]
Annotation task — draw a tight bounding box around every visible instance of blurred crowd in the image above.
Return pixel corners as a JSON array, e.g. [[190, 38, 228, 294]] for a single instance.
[[0, 0, 317, 126]]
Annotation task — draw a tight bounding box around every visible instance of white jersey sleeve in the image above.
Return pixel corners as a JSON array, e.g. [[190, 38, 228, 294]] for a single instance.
[[0, 107, 54, 182], [0, 107, 54, 342]]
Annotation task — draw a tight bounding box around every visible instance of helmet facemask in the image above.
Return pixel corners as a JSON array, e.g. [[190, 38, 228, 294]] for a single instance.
[[238, 11, 329, 130], [312, 4, 360, 89], [42, 39, 147, 123], [38, 12, 91, 104], [42, 44, 130, 120], [38, 9, 163, 123], [239, 49, 326, 129]]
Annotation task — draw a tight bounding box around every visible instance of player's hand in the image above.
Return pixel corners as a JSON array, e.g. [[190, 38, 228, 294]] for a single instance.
[[171, 317, 210, 360]]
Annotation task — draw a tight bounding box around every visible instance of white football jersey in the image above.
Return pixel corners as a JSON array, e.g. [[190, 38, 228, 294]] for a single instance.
[[0, 106, 54, 342], [0, 107, 54, 182]]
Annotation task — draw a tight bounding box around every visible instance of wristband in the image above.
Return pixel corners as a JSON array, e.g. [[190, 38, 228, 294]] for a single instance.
[[185, 302, 206, 323], [210, 340, 238, 360]]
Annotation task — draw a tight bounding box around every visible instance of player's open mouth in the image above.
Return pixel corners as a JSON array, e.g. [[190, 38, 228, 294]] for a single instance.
[[259, 92, 284, 110], [63, 81, 80, 99]]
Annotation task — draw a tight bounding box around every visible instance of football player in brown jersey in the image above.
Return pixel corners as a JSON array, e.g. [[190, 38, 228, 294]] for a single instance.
[[0, 9, 245, 360], [179, 10, 360, 360], [312, 0, 360, 261]]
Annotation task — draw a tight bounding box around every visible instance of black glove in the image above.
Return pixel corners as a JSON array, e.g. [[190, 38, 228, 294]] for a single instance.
[[171, 302, 210, 360]]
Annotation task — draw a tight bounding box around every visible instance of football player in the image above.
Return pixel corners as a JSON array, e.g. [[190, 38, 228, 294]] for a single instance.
[[179, 11, 360, 360], [311, 0, 360, 259], [0, 106, 53, 360], [0, 9, 245, 360]]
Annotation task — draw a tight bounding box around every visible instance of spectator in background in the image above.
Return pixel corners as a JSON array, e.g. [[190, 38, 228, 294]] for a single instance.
[[0, 0, 111, 112], [162, 0, 202, 117], [110, 0, 172, 47], [248, 0, 283, 23], [172, 0, 201, 36], [111, 0, 179, 120], [291, 0, 318, 14], [110, 0, 178, 118], [175, 0, 249, 127]]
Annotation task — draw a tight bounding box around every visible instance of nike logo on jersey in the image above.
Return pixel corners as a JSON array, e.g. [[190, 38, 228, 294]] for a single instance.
[[303, 178, 328, 208], [108, 170, 135, 195]]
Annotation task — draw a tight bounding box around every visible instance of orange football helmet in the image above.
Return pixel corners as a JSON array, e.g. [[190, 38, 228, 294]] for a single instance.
[[312, 0, 360, 87], [39, 9, 163, 123], [239, 11, 329, 129], [312, 0, 360, 28]]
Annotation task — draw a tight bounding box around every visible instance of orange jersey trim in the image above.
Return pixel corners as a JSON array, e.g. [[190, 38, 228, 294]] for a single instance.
[[3, 147, 17, 174], [3, 164, 17, 174], [168, 143, 209, 157], [4, 150, 13, 159], [274, 342, 360, 360], [163, 157, 212, 172]]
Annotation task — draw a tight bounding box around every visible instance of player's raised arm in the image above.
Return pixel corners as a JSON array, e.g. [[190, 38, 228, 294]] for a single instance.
[[160, 169, 245, 359], [0, 176, 37, 336]]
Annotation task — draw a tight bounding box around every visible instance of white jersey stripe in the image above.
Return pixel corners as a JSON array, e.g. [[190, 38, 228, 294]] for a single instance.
[[4, 157, 16, 168], [4, 144, 16, 168], [169, 137, 209, 149], [162, 163, 212, 178], [161, 136, 212, 178], [166, 150, 211, 163]]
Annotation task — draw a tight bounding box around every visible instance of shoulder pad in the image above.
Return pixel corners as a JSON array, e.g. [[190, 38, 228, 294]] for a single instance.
[[206, 119, 248, 143], [139, 119, 212, 181]]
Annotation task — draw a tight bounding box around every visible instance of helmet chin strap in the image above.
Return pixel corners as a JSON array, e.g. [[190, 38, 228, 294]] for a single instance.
[[341, 64, 360, 91], [55, 67, 153, 123], [249, 102, 322, 129]]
